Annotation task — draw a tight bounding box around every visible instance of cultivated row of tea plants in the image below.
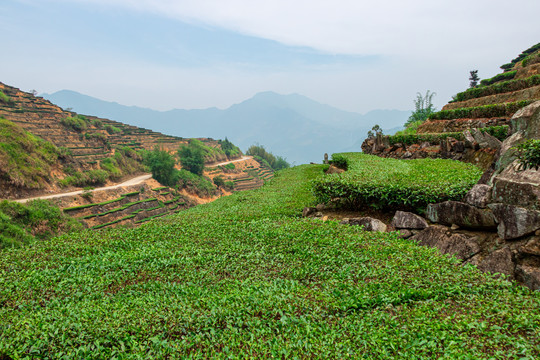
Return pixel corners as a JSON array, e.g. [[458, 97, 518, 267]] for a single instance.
[[1, 162, 539, 358], [312, 153, 483, 212]]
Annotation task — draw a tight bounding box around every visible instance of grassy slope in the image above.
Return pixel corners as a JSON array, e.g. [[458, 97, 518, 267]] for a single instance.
[[0, 163, 539, 358], [0, 118, 59, 189]]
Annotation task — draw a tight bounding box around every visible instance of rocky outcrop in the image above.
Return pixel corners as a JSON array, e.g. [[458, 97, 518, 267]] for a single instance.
[[391, 211, 428, 229], [463, 184, 492, 208], [488, 204, 540, 240], [426, 201, 497, 230]]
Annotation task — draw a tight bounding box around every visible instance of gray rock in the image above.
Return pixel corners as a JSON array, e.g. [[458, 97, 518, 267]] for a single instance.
[[463, 130, 476, 148], [426, 201, 497, 230], [488, 204, 540, 240], [471, 129, 502, 150], [302, 207, 317, 217], [391, 211, 428, 229], [515, 265, 540, 291], [463, 184, 493, 208], [491, 160, 540, 210], [342, 217, 388, 232], [316, 203, 326, 211], [477, 248, 515, 278], [410, 225, 480, 261]]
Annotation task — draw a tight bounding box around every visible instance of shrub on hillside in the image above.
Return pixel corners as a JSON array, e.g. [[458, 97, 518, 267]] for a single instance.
[[0, 199, 83, 248], [479, 71, 517, 87], [0, 90, 11, 104], [61, 116, 88, 132], [219, 137, 241, 158], [59, 169, 109, 188], [246, 144, 290, 170], [104, 125, 121, 134], [176, 169, 216, 197]]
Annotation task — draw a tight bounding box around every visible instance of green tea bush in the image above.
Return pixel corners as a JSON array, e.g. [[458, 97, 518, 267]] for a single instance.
[[312, 153, 482, 211], [389, 132, 464, 145], [514, 139, 540, 170], [452, 75, 540, 102], [1, 163, 539, 358], [59, 169, 109, 187], [429, 100, 531, 120], [479, 71, 517, 86], [329, 153, 349, 170]]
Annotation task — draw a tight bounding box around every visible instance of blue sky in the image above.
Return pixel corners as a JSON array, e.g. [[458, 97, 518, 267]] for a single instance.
[[1, 0, 539, 113]]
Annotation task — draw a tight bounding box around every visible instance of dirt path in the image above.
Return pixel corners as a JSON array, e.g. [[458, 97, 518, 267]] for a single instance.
[[210, 156, 253, 167], [15, 156, 253, 204], [15, 174, 153, 204]]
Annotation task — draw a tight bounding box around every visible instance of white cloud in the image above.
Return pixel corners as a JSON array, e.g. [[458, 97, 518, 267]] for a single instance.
[[68, 0, 540, 59]]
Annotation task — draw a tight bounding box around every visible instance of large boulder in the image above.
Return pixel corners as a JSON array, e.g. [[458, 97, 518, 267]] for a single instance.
[[488, 204, 540, 240], [410, 226, 480, 261], [463, 184, 493, 208], [476, 248, 515, 278], [426, 201, 497, 230], [491, 161, 540, 210], [515, 265, 540, 291], [391, 211, 428, 229], [340, 217, 387, 232]]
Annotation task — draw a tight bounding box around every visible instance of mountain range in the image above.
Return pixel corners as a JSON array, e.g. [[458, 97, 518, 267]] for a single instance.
[[42, 90, 409, 164]]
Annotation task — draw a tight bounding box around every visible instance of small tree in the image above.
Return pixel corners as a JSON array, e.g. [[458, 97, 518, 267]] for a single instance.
[[213, 175, 225, 188], [405, 91, 436, 127], [469, 70, 480, 88], [178, 141, 205, 176], [144, 148, 176, 186]]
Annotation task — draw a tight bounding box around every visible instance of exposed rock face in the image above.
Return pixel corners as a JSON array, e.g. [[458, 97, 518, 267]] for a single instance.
[[463, 184, 493, 208], [391, 211, 428, 229], [476, 248, 515, 278], [488, 204, 540, 240], [340, 217, 388, 232], [516, 266, 540, 290], [426, 201, 497, 230], [302, 207, 317, 217], [410, 226, 480, 261]]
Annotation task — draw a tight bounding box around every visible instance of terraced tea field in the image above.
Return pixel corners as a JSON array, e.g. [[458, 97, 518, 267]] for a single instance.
[[1, 159, 539, 358]]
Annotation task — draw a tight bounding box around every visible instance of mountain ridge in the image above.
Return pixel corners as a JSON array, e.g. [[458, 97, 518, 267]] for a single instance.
[[42, 90, 410, 164]]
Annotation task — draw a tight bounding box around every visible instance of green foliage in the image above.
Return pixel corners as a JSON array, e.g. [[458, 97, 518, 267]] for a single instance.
[[218, 137, 241, 158], [104, 124, 121, 134], [81, 189, 93, 201], [59, 169, 109, 188], [0, 199, 82, 249], [514, 139, 540, 170], [393, 120, 423, 136], [452, 74, 540, 102], [430, 100, 531, 120], [405, 90, 436, 126], [479, 71, 516, 86], [522, 53, 540, 67], [224, 181, 235, 191], [61, 115, 88, 132], [85, 132, 107, 143], [246, 144, 290, 170], [482, 125, 510, 141], [329, 153, 349, 170], [389, 132, 463, 145], [213, 175, 225, 188], [1, 163, 539, 357], [178, 141, 205, 176], [144, 148, 177, 186], [0, 118, 59, 189], [312, 153, 482, 211], [222, 162, 235, 170], [0, 90, 11, 103], [91, 119, 103, 129], [469, 70, 479, 88], [500, 42, 540, 71], [175, 169, 216, 197]]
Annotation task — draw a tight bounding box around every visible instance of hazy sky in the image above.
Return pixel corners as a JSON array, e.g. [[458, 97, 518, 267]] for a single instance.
[[1, 0, 539, 113]]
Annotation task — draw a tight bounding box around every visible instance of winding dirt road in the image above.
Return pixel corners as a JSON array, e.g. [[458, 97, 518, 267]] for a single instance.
[[14, 156, 254, 204], [15, 174, 153, 204]]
